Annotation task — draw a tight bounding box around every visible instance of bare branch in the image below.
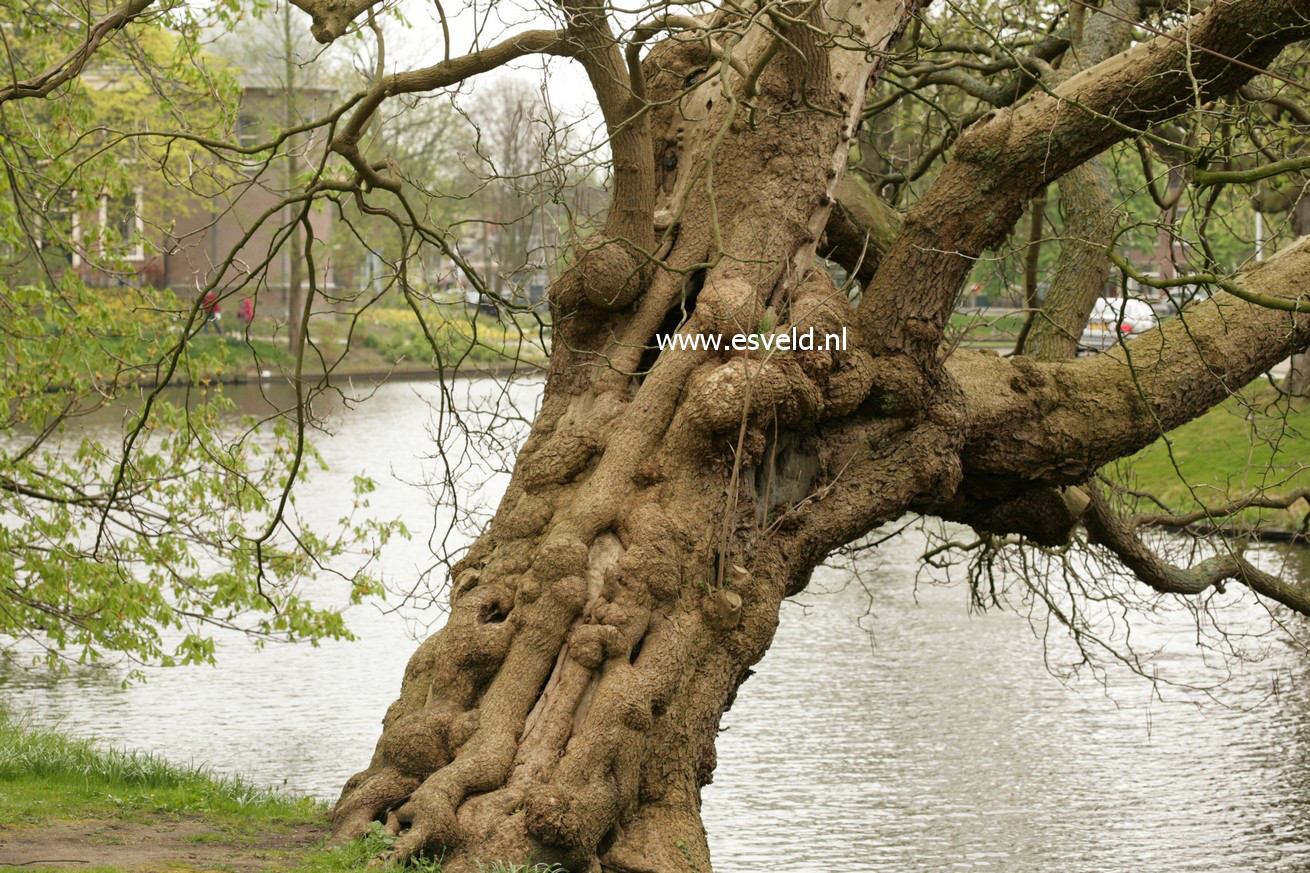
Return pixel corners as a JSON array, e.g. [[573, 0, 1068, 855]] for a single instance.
[[860, 0, 1310, 362], [1108, 243, 1310, 313], [1134, 488, 1310, 529], [1239, 82, 1310, 125], [1084, 486, 1310, 615], [0, 0, 155, 104], [1194, 153, 1310, 187], [330, 30, 576, 188]]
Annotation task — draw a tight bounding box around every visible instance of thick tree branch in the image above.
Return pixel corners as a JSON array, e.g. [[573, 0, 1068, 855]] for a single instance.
[[288, 0, 379, 43], [952, 234, 1310, 487], [0, 0, 155, 103], [860, 0, 1310, 363], [559, 0, 654, 251]]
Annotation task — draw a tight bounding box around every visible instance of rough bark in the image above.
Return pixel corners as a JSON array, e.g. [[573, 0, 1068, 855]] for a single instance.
[[327, 0, 1310, 870], [1286, 193, 1310, 395], [332, 2, 929, 869], [290, 0, 379, 43], [933, 236, 1310, 543]]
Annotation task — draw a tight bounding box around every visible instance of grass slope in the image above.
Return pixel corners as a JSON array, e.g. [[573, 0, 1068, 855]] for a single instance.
[[1112, 390, 1309, 531], [0, 715, 563, 872]]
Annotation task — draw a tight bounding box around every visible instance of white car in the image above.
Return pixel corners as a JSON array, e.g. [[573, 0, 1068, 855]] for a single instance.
[[1079, 297, 1159, 352]]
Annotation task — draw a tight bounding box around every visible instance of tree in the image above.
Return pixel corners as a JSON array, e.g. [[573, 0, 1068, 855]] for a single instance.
[[5, 0, 1310, 870], [0, 1, 402, 676], [313, 0, 1310, 867], [465, 77, 565, 304]]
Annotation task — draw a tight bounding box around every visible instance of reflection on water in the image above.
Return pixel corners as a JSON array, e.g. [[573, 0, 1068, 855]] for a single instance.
[[4, 379, 1310, 871]]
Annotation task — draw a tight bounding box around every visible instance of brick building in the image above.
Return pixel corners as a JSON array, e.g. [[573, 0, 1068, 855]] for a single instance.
[[51, 76, 337, 321]]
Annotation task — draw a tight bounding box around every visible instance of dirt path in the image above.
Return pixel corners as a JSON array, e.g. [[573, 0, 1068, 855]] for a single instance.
[[0, 816, 325, 871]]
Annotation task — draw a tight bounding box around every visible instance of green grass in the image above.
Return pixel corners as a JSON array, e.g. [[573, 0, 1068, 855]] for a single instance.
[[292, 823, 422, 872], [356, 306, 547, 369], [0, 713, 321, 832], [0, 714, 568, 872], [3, 868, 139, 873], [293, 822, 566, 873], [198, 309, 547, 379], [1113, 389, 1310, 531], [187, 334, 296, 372], [948, 310, 1026, 345]]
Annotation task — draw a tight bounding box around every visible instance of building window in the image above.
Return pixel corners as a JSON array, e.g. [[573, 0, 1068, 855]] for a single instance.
[[99, 187, 144, 261], [39, 193, 81, 268], [237, 111, 259, 148]]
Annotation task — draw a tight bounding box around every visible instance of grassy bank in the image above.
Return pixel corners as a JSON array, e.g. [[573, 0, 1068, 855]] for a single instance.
[[0, 715, 380, 871], [182, 324, 546, 385], [0, 715, 564, 872], [1114, 389, 1309, 533], [92, 305, 549, 387]]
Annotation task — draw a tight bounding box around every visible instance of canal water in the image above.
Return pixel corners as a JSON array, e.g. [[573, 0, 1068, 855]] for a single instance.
[[4, 379, 1309, 871]]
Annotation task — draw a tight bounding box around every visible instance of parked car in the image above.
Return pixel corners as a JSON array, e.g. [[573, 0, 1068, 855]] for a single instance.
[[1079, 297, 1159, 353]]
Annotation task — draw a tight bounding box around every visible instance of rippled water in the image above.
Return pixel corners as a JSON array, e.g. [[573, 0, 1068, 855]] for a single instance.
[[4, 379, 1310, 871]]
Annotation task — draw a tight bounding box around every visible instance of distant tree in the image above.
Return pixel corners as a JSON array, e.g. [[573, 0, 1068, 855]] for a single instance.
[[0, 0, 399, 677]]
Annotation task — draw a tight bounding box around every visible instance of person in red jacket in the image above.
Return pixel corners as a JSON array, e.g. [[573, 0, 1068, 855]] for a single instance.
[[237, 297, 254, 330], [201, 292, 223, 335]]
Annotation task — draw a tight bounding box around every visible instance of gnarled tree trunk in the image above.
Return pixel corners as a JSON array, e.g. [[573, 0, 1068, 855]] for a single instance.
[[331, 3, 930, 869], [326, 0, 1310, 869]]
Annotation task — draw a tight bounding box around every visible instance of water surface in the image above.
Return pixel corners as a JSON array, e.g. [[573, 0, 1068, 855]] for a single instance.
[[4, 379, 1309, 871]]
